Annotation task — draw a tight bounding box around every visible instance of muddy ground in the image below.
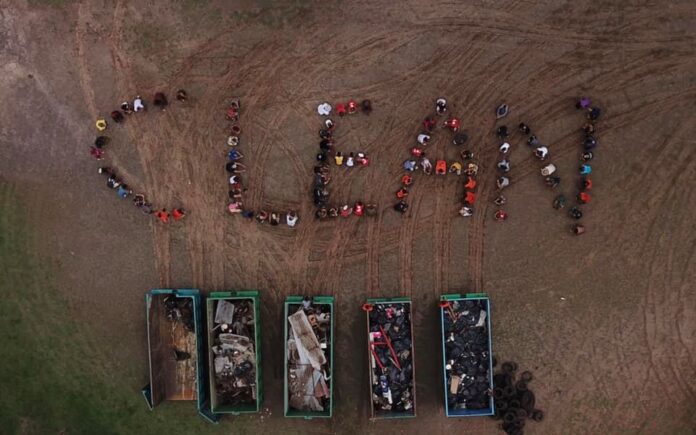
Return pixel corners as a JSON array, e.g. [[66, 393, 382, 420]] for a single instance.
[[1, 0, 695, 434]]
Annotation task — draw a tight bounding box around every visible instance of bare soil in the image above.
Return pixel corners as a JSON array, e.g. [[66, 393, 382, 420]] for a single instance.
[[1, 1, 695, 434]]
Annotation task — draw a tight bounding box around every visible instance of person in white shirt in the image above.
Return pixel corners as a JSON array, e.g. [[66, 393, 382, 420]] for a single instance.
[[421, 157, 433, 175], [534, 146, 549, 160], [286, 210, 298, 227], [133, 95, 145, 112], [346, 152, 355, 167], [417, 133, 430, 145], [499, 142, 510, 153]]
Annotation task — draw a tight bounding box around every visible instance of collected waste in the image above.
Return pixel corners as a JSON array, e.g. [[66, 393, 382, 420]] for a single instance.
[[491, 360, 544, 435]]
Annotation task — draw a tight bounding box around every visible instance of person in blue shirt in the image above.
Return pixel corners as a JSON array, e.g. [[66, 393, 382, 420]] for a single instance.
[[403, 159, 417, 171], [580, 164, 592, 175], [228, 149, 244, 161], [118, 184, 132, 199]]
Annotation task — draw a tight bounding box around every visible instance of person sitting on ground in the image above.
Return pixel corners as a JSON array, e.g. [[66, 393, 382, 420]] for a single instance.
[[527, 135, 539, 146], [155, 209, 169, 223], [545, 176, 561, 188], [94, 136, 108, 149], [105, 172, 121, 189], [436, 98, 447, 115], [496, 125, 509, 138], [421, 156, 433, 175], [335, 102, 347, 116], [402, 174, 413, 186], [459, 206, 473, 217], [256, 210, 269, 223], [319, 128, 332, 139], [411, 146, 424, 158], [464, 176, 477, 190], [229, 174, 240, 185], [568, 206, 583, 219], [346, 152, 355, 167], [328, 207, 339, 218], [133, 95, 145, 112], [584, 135, 597, 150], [588, 106, 601, 121], [519, 123, 530, 134], [365, 203, 378, 216], [461, 149, 474, 160], [453, 132, 468, 146], [286, 210, 298, 227], [354, 202, 365, 216], [228, 149, 244, 161], [580, 164, 592, 175], [499, 142, 510, 154], [153, 92, 168, 110], [496, 176, 510, 190], [424, 117, 437, 132], [582, 123, 595, 134], [315, 207, 328, 219], [334, 151, 344, 166], [403, 159, 417, 171], [444, 117, 461, 131], [417, 133, 430, 145], [227, 135, 240, 147], [110, 110, 124, 123], [229, 188, 243, 201], [317, 152, 328, 162], [319, 138, 333, 151], [226, 162, 247, 173], [580, 177, 592, 191], [396, 187, 409, 199], [228, 201, 243, 214], [464, 162, 479, 176], [133, 194, 146, 208], [90, 146, 105, 160], [496, 103, 509, 119], [497, 159, 510, 173], [494, 195, 507, 206], [121, 101, 133, 114], [436, 160, 447, 175], [394, 200, 409, 213], [576, 97, 591, 110], [572, 224, 586, 235], [582, 151, 594, 162], [464, 191, 476, 205], [176, 89, 187, 102], [270, 212, 280, 226], [449, 161, 462, 175], [362, 99, 372, 114], [553, 194, 566, 209], [240, 209, 254, 219], [357, 152, 369, 166], [340, 204, 353, 217], [577, 192, 591, 204], [494, 210, 508, 221], [324, 119, 335, 130], [534, 146, 549, 160], [173, 208, 186, 220], [118, 184, 132, 199]]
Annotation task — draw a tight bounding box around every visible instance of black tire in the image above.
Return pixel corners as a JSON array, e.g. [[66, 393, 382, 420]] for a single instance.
[[503, 385, 516, 398], [502, 361, 516, 374], [503, 412, 517, 424], [493, 388, 505, 399], [516, 381, 528, 392], [520, 371, 533, 382], [516, 408, 528, 419], [510, 400, 521, 409], [497, 400, 509, 411], [532, 409, 544, 422]]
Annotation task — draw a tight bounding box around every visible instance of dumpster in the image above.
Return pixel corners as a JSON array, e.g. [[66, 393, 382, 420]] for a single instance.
[[284, 295, 334, 418], [439, 293, 494, 417], [364, 297, 416, 419], [142, 289, 217, 422], [206, 290, 263, 415]]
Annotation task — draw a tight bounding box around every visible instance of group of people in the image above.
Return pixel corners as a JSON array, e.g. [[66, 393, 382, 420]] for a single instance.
[[225, 98, 298, 227], [93, 91, 188, 223], [491, 105, 515, 221], [396, 98, 479, 216], [314, 99, 377, 219]]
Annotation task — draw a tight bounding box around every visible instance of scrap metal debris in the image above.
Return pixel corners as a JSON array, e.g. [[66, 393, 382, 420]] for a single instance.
[[368, 303, 414, 415], [443, 299, 491, 411], [211, 299, 257, 406], [164, 295, 195, 332], [287, 300, 331, 412]]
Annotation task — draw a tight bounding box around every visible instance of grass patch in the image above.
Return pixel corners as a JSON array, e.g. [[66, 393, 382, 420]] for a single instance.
[[0, 184, 240, 434]]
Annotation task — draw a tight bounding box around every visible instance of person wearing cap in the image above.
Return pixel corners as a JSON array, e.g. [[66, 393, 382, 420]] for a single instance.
[[133, 96, 145, 112], [436, 98, 447, 115], [286, 210, 299, 227], [534, 146, 549, 160]]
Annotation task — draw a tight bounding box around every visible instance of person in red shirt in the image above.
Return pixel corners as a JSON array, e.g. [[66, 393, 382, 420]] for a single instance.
[[156, 209, 169, 223], [411, 147, 423, 158], [580, 177, 593, 191], [340, 204, 352, 217], [494, 210, 508, 221], [172, 208, 186, 220], [578, 192, 591, 204], [347, 99, 358, 114], [464, 176, 477, 190], [464, 191, 476, 205], [354, 202, 364, 216], [401, 174, 413, 186], [444, 117, 461, 131], [423, 117, 437, 132], [335, 103, 347, 116], [396, 188, 409, 199]]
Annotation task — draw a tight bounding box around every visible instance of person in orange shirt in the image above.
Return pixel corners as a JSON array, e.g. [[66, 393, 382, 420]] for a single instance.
[[155, 209, 169, 223], [464, 177, 477, 190]]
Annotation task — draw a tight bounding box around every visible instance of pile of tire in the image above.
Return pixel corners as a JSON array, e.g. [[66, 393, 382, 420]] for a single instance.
[[490, 360, 544, 435]]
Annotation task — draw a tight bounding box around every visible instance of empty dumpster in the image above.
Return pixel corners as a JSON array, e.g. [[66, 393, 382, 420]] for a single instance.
[[440, 293, 494, 417], [206, 290, 262, 415], [364, 297, 416, 419], [284, 295, 334, 418], [142, 289, 216, 422]]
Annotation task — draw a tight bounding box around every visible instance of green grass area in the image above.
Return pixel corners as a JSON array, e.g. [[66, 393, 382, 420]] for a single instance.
[[0, 184, 250, 434]]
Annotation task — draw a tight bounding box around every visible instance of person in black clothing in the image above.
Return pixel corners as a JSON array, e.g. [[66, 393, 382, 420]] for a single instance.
[[153, 92, 168, 110]]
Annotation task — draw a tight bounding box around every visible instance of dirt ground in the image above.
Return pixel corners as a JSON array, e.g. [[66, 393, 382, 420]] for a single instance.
[[1, 0, 695, 434]]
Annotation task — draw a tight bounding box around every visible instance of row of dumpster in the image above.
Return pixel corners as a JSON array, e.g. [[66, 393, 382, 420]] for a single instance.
[[142, 290, 494, 422]]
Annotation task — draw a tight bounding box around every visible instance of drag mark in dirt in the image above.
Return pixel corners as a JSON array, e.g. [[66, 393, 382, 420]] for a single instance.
[[74, 2, 98, 119]]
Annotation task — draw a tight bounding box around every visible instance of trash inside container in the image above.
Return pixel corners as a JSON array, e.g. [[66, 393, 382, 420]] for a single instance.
[[142, 289, 217, 423], [284, 295, 334, 418], [440, 293, 494, 417], [206, 290, 263, 416], [364, 297, 416, 419]]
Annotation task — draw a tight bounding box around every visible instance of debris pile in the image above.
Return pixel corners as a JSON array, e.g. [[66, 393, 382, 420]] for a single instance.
[[163, 295, 195, 333], [367, 302, 415, 415], [442, 299, 491, 411], [491, 361, 544, 435], [286, 299, 332, 412], [210, 299, 257, 407]]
